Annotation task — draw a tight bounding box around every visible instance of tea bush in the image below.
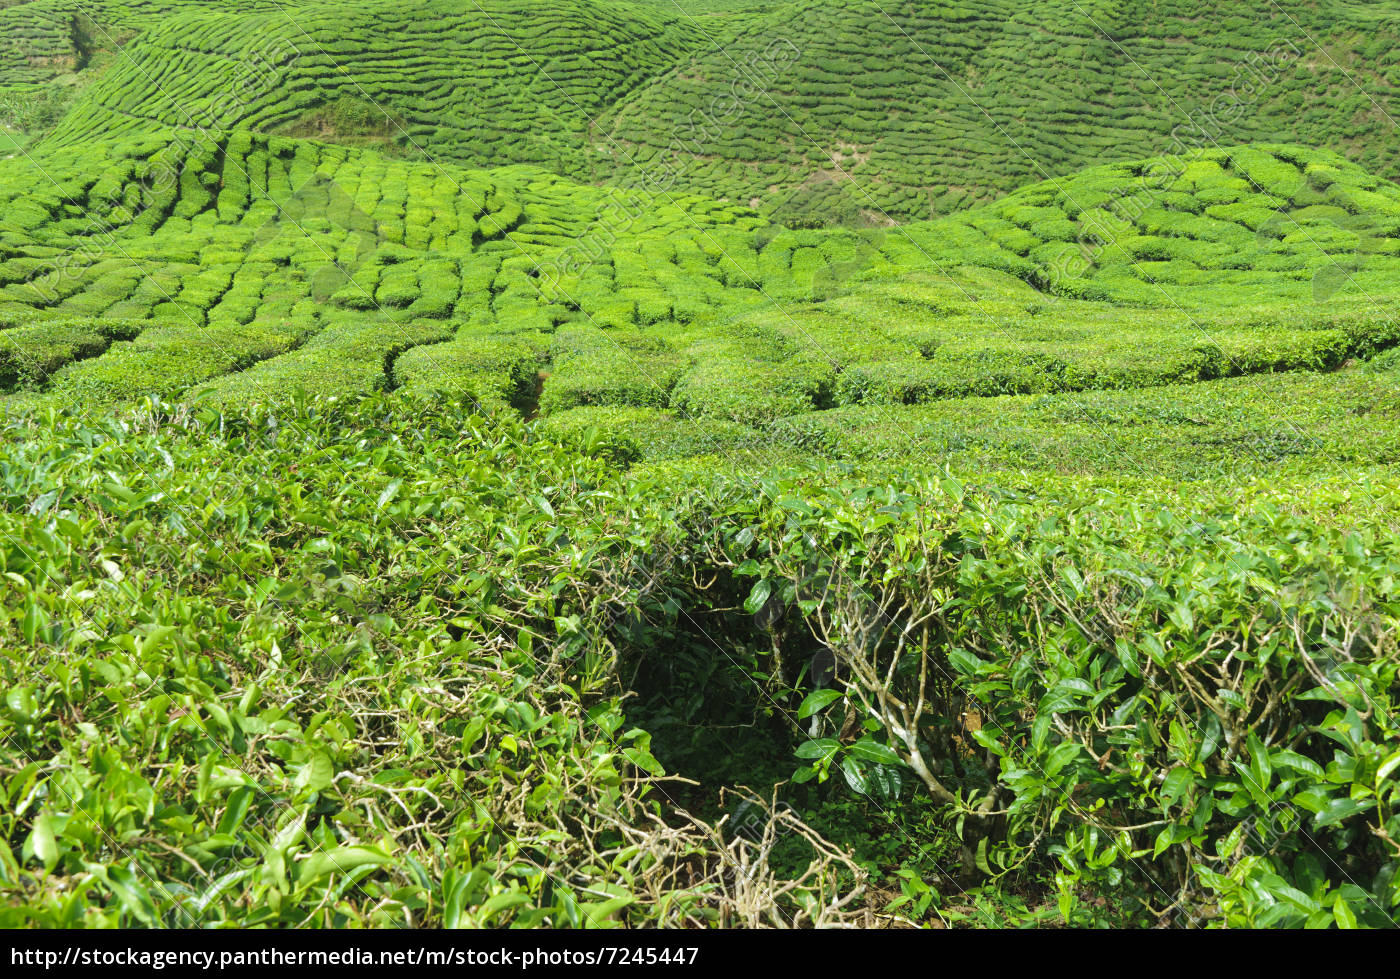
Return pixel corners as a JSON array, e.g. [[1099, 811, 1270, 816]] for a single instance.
[[0, 393, 872, 927], [4, 1, 1400, 928], [698, 472, 1400, 926]]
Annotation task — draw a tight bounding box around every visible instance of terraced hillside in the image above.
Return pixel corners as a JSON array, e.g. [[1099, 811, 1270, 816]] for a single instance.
[[598, 0, 1400, 222], [0, 132, 770, 409], [0, 0, 282, 86], [12, 0, 1400, 224], [4, 133, 1399, 450], [36, 0, 706, 171]]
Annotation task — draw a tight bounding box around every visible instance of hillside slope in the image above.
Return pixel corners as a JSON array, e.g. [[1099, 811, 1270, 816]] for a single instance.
[[14, 1, 1400, 224], [0, 0, 285, 84], [598, 0, 1400, 222], [3, 132, 1399, 446], [40, 0, 706, 172]]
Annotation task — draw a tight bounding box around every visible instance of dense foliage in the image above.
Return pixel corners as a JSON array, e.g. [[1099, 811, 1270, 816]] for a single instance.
[[0, 394, 874, 927], [2, 0, 1399, 930], [12, 0, 1400, 224], [3, 392, 1396, 926]]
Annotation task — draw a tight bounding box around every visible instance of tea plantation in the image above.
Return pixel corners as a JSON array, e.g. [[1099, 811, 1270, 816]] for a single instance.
[[1, 0, 1399, 931], [14, 0, 1400, 223]]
